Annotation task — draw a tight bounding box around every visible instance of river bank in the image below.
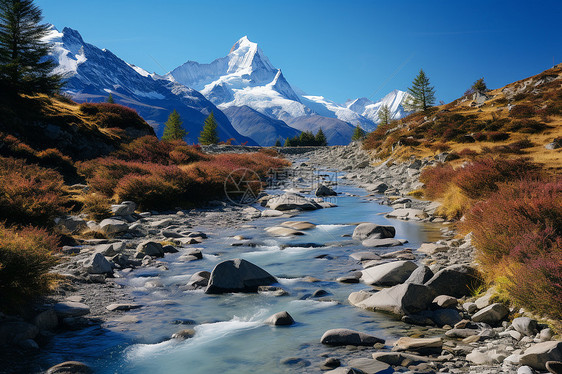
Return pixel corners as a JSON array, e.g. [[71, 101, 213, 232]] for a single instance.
[[1, 145, 559, 374]]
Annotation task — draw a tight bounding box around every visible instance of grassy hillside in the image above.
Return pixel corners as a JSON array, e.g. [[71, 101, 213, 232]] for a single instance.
[[364, 63, 562, 172]]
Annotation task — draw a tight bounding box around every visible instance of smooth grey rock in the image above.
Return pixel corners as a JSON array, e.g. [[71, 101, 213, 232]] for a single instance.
[[265, 311, 294, 326], [46, 361, 93, 374], [433, 295, 458, 308], [99, 218, 129, 235], [320, 328, 384, 346], [355, 283, 435, 316], [472, 303, 509, 324], [520, 341, 562, 370], [417, 243, 448, 255], [54, 216, 87, 235], [324, 368, 366, 374], [205, 259, 276, 294], [136, 241, 164, 258], [466, 350, 494, 365], [404, 265, 434, 284], [463, 302, 478, 313], [352, 223, 395, 241], [429, 308, 462, 327], [445, 328, 479, 338], [83, 253, 112, 274], [393, 337, 442, 351], [512, 317, 539, 336], [171, 328, 195, 340], [347, 358, 391, 374], [105, 303, 142, 311], [350, 252, 382, 261], [266, 193, 321, 211], [425, 264, 481, 298], [33, 309, 58, 331], [386, 208, 428, 220], [517, 366, 535, 374], [361, 260, 417, 286], [186, 271, 211, 289], [361, 238, 404, 248], [53, 302, 90, 317], [316, 184, 337, 196], [372, 351, 431, 366], [111, 201, 136, 216]]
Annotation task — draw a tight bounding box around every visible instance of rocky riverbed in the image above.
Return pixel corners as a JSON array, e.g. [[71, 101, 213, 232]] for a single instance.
[[1, 144, 560, 374]]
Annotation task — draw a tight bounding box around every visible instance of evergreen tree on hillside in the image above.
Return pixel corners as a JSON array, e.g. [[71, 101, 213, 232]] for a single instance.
[[404, 69, 435, 112], [378, 104, 391, 126], [351, 125, 366, 141], [472, 77, 487, 93], [0, 0, 61, 93], [199, 112, 220, 145], [106, 93, 115, 103], [162, 109, 187, 141], [274, 139, 282, 147], [315, 128, 327, 146]]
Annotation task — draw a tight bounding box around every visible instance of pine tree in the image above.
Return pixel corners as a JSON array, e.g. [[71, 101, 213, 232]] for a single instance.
[[315, 128, 327, 146], [0, 0, 62, 93], [471, 78, 487, 93], [378, 104, 391, 126], [404, 69, 435, 112], [106, 93, 115, 103], [162, 109, 187, 141], [274, 139, 282, 147], [199, 112, 220, 145], [284, 137, 290, 147], [351, 125, 366, 141]]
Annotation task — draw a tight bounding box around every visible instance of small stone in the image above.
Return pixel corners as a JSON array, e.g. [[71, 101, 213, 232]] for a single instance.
[[47, 361, 93, 374], [433, 295, 458, 308], [265, 311, 294, 326], [171, 329, 195, 340], [472, 303, 509, 325]]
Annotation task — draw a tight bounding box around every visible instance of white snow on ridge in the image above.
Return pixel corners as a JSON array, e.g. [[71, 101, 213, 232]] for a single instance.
[[346, 90, 412, 124]]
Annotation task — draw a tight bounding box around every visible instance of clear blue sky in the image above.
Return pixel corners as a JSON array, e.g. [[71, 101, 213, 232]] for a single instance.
[[36, 0, 561, 104]]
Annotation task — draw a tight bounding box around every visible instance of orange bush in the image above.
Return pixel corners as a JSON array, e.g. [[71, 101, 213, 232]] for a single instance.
[[0, 223, 59, 306], [0, 156, 69, 227], [79, 102, 148, 130]]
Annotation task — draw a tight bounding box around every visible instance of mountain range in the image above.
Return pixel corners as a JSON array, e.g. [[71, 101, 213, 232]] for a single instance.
[[46, 28, 411, 146]]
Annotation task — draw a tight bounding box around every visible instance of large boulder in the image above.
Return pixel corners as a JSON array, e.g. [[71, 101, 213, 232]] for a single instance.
[[352, 223, 396, 241], [53, 302, 90, 317], [135, 241, 164, 258], [320, 328, 384, 346], [472, 303, 509, 325], [361, 260, 418, 286], [404, 265, 434, 285], [83, 253, 112, 274], [185, 271, 211, 290], [265, 226, 304, 237], [205, 259, 277, 294], [362, 238, 405, 248], [519, 341, 562, 370], [265, 311, 294, 326], [512, 317, 539, 336], [111, 201, 136, 216], [266, 193, 321, 211], [316, 184, 337, 197], [54, 216, 87, 235], [353, 283, 435, 316], [99, 218, 129, 235], [393, 337, 442, 352], [425, 264, 481, 298]]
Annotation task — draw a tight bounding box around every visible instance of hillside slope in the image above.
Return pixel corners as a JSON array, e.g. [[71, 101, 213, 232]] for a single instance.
[[364, 64, 562, 172]]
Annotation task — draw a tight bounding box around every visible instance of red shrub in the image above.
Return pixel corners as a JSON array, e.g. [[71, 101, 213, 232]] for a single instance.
[[79, 102, 148, 130], [114, 136, 208, 165], [457, 148, 479, 158], [0, 157, 69, 227], [420, 164, 456, 199], [472, 132, 486, 142], [453, 158, 539, 199], [486, 131, 510, 142], [509, 104, 536, 118], [463, 179, 562, 318]]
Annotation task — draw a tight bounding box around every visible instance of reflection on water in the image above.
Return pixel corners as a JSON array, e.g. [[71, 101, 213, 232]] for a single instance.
[[39, 177, 443, 373]]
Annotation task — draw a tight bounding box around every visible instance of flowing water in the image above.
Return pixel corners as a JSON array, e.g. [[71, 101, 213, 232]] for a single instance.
[[39, 175, 443, 373]]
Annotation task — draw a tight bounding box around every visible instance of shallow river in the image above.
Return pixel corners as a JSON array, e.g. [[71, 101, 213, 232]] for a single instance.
[[40, 174, 443, 373]]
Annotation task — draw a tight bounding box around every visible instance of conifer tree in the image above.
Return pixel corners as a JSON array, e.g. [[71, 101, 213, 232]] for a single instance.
[[0, 0, 61, 93], [315, 128, 327, 146], [199, 112, 220, 145], [351, 125, 366, 141], [378, 104, 391, 126], [471, 77, 487, 93], [162, 109, 187, 141], [106, 93, 115, 103], [274, 139, 281, 147], [404, 69, 435, 112]]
